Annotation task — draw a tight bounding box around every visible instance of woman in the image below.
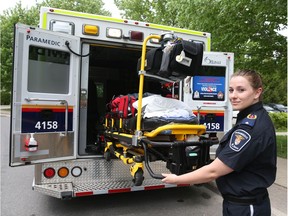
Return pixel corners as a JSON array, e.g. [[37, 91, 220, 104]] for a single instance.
[[162, 69, 277, 216]]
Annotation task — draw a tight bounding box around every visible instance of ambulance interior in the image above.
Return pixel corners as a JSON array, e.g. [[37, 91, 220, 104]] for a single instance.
[[81, 43, 167, 156]]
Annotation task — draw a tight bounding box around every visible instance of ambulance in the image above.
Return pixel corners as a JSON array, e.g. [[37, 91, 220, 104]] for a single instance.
[[10, 7, 233, 199]]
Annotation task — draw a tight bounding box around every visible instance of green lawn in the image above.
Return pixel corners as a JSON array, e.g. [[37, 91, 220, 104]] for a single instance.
[[277, 135, 287, 158]]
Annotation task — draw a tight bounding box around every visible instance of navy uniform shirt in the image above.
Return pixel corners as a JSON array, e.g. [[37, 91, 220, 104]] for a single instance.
[[216, 102, 277, 196]]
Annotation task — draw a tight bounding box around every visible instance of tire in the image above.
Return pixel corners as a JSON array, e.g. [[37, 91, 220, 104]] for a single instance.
[[133, 170, 144, 186], [104, 151, 111, 161]]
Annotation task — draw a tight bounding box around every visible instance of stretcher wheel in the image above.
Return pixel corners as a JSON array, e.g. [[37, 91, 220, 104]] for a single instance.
[[133, 169, 144, 186], [104, 151, 111, 161]]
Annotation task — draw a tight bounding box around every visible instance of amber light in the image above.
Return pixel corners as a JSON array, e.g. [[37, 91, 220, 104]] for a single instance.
[[58, 167, 69, 178], [83, 24, 99, 35]]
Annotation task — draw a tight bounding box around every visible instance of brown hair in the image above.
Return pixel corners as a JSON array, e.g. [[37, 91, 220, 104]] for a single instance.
[[231, 69, 263, 100]]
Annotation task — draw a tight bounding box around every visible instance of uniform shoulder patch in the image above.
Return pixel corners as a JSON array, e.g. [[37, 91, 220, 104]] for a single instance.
[[229, 129, 251, 152], [240, 114, 257, 127]]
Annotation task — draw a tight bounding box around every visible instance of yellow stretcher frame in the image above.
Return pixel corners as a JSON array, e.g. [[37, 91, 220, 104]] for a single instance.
[[136, 35, 161, 131], [104, 34, 209, 185]]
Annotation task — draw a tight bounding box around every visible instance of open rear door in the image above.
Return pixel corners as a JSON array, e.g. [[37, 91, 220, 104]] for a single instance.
[[10, 23, 81, 166]]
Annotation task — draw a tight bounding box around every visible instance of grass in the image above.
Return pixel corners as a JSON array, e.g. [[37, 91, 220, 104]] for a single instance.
[[277, 129, 288, 132], [277, 135, 287, 158]]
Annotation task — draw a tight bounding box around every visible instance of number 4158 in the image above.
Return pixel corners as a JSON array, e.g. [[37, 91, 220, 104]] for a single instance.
[[204, 122, 220, 130], [35, 121, 58, 130]]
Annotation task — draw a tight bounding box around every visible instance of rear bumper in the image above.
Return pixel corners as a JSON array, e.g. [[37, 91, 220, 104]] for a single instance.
[[32, 159, 190, 199]]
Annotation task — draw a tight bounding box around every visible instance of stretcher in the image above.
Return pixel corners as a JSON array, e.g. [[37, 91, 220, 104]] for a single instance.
[[103, 34, 218, 186]]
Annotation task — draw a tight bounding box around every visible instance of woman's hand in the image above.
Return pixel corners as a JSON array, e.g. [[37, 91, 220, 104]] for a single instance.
[[161, 173, 179, 184], [161, 158, 233, 185]]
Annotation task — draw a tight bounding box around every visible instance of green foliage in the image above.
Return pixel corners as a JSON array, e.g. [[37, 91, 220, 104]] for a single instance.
[[269, 112, 288, 131], [0, 0, 110, 105], [1, 0, 287, 105], [277, 136, 287, 158], [1, 3, 40, 105], [191, 0, 287, 105], [116, 0, 287, 105], [0, 91, 11, 105], [40, 0, 111, 15]]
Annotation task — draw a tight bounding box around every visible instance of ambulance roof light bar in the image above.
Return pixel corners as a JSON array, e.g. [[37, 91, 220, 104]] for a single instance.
[[106, 28, 122, 39], [83, 24, 99, 36], [123, 31, 144, 42], [49, 20, 75, 35]]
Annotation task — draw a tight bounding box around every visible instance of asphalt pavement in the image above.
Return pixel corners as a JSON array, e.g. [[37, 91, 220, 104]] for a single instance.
[[1, 105, 287, 189]]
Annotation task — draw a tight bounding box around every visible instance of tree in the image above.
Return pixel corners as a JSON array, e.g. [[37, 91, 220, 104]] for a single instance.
[[0, 0, 111, 105], [115, 0, 287, 104], [114, 0, 180, 26], [180, 0, 287, 104], [40, 0, 111, 15], [0, 3, 40, 104]]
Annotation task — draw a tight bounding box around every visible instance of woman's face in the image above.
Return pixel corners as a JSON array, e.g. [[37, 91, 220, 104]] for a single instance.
[[229, 76, 262, 111]]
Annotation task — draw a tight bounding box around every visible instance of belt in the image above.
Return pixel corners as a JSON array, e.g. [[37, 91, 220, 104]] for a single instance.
[[223, 191, 268, 205]]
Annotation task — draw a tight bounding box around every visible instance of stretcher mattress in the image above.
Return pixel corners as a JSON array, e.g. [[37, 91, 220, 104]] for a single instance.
[[141, 116, 198, 131], [122, 115, 199, 133], [120, 95, 198, 132], [133, 95, 194, 118]]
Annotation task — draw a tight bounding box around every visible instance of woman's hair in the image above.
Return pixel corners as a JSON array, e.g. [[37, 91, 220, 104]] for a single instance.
[[231, 69, 263, 100]]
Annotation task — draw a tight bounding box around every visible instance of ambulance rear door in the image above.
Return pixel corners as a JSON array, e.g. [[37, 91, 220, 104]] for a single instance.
[[183, 51, 234, 134], [10, 23, 81, 166]]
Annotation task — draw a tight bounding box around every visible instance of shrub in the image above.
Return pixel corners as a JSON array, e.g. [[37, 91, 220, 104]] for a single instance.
[[269, 112, 287, 131], [0, 91, 11, 105], [277, 136, 287, 158]]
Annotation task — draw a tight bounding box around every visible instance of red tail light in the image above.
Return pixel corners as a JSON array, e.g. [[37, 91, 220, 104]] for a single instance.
[[130, 31, 144, 41], [44, 168, 56, 178]]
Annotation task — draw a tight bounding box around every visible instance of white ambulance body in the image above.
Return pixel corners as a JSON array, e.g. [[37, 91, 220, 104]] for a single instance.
[[10, 7, 233, 199]]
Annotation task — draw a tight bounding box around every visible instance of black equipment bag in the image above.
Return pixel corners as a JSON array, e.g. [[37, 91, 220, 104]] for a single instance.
[[159, 40, 204, 78], [137, 47, 163, 75]]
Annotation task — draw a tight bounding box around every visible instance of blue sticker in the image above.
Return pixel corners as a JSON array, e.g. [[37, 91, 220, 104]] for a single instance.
[[229, 129, 251, 152]]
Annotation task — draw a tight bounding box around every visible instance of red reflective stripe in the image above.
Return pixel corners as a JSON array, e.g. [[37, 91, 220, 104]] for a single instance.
[[108, 188, 131, 193], [74, 184, 189, 197], [75, 191, 93, 197], [144, 185, 165, 190], [22, 108, 42, 112], [193, 112, 224, 116]]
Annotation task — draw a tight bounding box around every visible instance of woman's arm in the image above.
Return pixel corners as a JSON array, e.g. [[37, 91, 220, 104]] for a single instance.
[[161, 158, 233, 184]]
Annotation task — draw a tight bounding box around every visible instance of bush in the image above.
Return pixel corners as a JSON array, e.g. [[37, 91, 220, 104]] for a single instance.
[[269, 112, 287, 131], [0, 91, 11, 105], [277, 136, 287, 158]]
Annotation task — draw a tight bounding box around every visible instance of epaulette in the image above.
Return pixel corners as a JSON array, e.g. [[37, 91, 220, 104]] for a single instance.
[[240, 114, 257, 128]]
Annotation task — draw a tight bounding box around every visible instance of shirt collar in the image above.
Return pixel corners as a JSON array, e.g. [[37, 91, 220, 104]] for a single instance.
[[236, 101, 263, 123]]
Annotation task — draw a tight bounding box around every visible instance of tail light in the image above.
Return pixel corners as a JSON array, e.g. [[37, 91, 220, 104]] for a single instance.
[[129, 31, 143, 41], [71, 166, 82, 177], [58, 167, 69, 178], [44, 168, 56, 179]]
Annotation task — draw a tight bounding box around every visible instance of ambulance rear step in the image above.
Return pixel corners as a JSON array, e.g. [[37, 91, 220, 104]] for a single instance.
[[33, 159, 190, 199]]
